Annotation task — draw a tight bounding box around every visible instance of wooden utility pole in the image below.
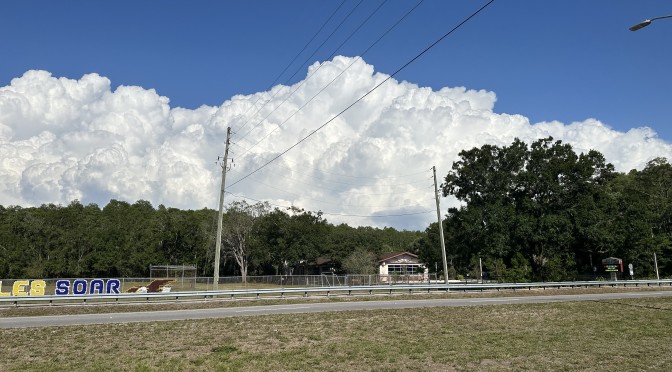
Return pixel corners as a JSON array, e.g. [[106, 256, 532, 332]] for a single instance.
[[433, 166, 449, 286], [213, 127, 232, 290], [654, 251, 660, 280]]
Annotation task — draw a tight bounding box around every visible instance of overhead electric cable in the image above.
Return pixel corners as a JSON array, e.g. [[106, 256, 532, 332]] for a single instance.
[[234, 0, 389, 147], [229, 0, 497, 188], [265, 159, 431, 180], [211, 1, 347, 155], [226, 191, 433, 218], [265, 0, 347, 92], [277, 0, 366, 90], [233, 0, 348, 135], [233, 0, 423, 159], [321, 210, 433, 218], [243, 175, 434, 204], [242, 163, 432, 187], [234, 0, 365, 136]]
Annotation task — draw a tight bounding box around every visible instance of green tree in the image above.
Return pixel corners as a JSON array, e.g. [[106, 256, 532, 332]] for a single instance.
[[442, 137, 617, 281], [342, 247, 377, 274], [506, 252, 532, 282], [611, 158, 672, 277], [221, 201, 269, 282]]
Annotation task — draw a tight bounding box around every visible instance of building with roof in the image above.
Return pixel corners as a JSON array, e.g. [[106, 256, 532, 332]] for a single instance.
[[378, 252, 428, 282]]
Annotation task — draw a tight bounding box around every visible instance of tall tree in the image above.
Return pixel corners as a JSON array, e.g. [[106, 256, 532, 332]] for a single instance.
[[442, 137, 617, 281], [342, 247, 377, 274], [221, 201, 269, 282]]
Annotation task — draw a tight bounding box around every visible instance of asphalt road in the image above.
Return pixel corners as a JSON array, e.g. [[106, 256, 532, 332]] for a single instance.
[[2, 290, 671, 329]]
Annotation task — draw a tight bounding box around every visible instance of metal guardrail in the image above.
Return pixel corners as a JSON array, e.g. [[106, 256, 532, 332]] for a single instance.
[[1, 279, 671, 307]]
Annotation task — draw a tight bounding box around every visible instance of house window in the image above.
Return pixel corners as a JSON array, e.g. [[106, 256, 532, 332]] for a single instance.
[[388, 265, 404, 275], [388, 265, 420, 275]]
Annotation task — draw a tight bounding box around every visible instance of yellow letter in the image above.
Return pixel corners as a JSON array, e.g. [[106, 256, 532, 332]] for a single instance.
[[30, 280, 46, 296], [0, 281, 10, 296], [13, 280, 29, 296]]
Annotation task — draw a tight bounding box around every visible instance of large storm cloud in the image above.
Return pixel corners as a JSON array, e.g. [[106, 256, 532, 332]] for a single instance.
[[1, 56, 670, 229]]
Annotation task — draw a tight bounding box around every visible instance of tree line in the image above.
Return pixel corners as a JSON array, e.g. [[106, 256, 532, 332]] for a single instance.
[[0, 200, 421, 279], [1, 137, 670, 281], [415, 137, 671, 281]]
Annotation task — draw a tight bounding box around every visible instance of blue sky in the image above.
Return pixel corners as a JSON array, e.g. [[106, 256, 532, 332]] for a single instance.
[[2, 0, 671, 141], [1, 1, 671, 229]]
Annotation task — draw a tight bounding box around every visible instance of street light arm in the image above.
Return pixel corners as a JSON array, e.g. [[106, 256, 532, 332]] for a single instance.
[[650, 15, 672, 22], [630, 14, 672, 31]]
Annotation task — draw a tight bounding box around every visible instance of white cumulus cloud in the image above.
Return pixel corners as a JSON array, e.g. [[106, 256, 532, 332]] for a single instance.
[[1, 56, 670, 230]]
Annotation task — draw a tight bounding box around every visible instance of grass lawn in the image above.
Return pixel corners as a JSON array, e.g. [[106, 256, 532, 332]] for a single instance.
[[1, 293, 672, 371], [0, 286, 672, 318], [1, 285, 670, 318]]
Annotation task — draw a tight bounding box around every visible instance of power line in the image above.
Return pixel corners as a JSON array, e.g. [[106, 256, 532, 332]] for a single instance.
[[231, 0, 425, 161], [226, 159, 433, 192], [234, 0, 390, 150], [242, 171, 433, 190], [233, 0, 348, 135], [234, 0, 366, 137], [229, 0, 497, 189], [323, 210, 434, 218], [265, 0, 348, 92], [275, 0, 367, 92], [228, 160, 432, 186], [239, 175, 434, 207], [225, 191, 433, 218], [266, 159, 432, 180]]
